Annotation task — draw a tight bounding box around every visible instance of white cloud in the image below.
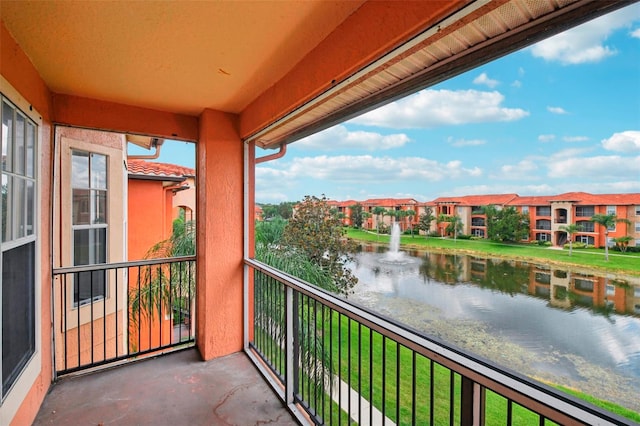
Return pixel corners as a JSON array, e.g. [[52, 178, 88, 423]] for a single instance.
[[447, 137, 486, 147], [547, 154, 640, 179], [601, 130, 640, 152], [268, 155, 482, 183], [492, 160, 539, 180], [473, 72, 499, 88], [631, 28, 640, 38], [350, 89, 529, 129], [562, 136, 589, 142], [547, 106, 568, 115], [530, 4, 640, 65], [538, 134, 555, 142], [511, 80, 522, 88], [295, 125, 410, 151]]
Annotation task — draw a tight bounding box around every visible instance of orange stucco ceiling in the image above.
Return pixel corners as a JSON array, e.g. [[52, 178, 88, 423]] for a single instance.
[[2, 1, 630, 146], [0, 0, 364, 116]]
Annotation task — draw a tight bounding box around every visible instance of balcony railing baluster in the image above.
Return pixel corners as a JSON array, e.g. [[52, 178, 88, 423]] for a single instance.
[[52, 256, 196, 377], [245, 258, 630, 426]]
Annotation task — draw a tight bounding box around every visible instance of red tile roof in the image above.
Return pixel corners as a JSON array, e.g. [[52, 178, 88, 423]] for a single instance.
[[546, 192, 640, 205], [507, 195, 554, 206], [328, 193, 639, 209], [327, 199, 358, 207], [362, 198, 419, 206], [127, 159, 195, 178], [431, 194, 518, 206]]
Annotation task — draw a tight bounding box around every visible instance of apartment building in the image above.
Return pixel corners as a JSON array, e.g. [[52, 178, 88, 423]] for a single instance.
[[329, 192, 640, 247]]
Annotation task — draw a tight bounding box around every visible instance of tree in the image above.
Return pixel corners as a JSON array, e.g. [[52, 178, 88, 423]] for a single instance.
[[438, 214, 463, 240], [276, 201, 295, 219], [260, 204, 279, 220], [254, 204, 337, 399], [418, 207, 435, 237], [405, 209, 417, 237], [485, 206, 529, 242], [558, 223, 582, 256], [613, 236, 632, 253], [280, 195, 358, 296], [591, 213, 631, 260], [130, 212, 196, 336], [393, 209, 405, 228], [372, 206, 386, 235], [350, 203, 365, 228], [260, 201, 295, 220]]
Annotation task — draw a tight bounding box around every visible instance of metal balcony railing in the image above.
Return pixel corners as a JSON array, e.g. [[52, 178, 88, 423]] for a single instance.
[[52, 256, 196, 376], [244, 258, 629, 426]]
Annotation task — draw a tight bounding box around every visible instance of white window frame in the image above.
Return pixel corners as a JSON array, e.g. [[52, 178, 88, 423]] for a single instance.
[[71, 149, 109, 307], [56, 133, 126, 333], [0, 77, 42, 420], [606, 205, 616, 215]]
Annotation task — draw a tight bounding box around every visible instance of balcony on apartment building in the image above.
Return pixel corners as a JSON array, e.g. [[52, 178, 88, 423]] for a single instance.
[[35, 257, 632, 425], [4, 2, 635, 424]]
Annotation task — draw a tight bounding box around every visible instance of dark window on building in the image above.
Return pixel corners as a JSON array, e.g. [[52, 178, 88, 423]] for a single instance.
[[536, 206, 551, 216], [575, 206, 595, 217]]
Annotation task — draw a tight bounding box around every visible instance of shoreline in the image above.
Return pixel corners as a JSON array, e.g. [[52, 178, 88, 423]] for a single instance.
[[349, 231, 640, 277]]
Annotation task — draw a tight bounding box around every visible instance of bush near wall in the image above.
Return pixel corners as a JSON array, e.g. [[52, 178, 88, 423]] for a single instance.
[[563, 242, 588, 250]]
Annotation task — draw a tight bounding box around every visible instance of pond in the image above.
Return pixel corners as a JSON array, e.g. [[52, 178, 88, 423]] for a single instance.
[[349, 243, 640, 412]]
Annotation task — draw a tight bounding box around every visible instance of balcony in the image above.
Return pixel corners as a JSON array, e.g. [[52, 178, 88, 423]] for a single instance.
[[34, 258, 630, 425], [33, 348, 296, 425]]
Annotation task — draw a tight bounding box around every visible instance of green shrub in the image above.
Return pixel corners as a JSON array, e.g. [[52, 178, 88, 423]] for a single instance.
[[563, 242, 587, 249]]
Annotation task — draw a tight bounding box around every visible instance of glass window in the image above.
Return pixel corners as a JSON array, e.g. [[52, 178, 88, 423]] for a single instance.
[[576, 220, 594, 232], [578, 235, 594, 245], [536, 206, 551, 216], [1, 96, 38, 398], [576, 206, 595, 217], [606, 205, 616, 215], [71, 150, 108, 305]]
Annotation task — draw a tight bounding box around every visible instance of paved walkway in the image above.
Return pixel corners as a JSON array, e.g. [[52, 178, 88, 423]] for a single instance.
[[330, 377, 395, 425]]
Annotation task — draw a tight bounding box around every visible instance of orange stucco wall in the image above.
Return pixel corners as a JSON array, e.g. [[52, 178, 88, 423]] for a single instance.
[[128, 179, 173, 261], [53, 93, 199, 143], [197, 109, 244, 360], [127, 179, 176, 352], [1, 22, 53, 120], [1, 21, 53, 426]]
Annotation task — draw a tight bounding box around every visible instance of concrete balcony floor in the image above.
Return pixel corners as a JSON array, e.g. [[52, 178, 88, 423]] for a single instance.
[[34, 348, 298, 425]]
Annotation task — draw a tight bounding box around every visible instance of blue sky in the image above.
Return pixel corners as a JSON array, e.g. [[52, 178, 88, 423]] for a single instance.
[[134, 5, 640, 204]]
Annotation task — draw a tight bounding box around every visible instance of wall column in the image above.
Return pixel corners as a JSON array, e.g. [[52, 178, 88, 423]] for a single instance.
[[196, 109, 243, 360]]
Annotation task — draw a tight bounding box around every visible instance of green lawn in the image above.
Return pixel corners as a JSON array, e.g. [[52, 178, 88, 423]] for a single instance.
[[251, 272, 640, 424], [346, 228, 640, 275], [325, 312, 639, 424]]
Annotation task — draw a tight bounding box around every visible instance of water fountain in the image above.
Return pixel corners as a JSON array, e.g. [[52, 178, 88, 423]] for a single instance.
[[381, 222, 412, 264]]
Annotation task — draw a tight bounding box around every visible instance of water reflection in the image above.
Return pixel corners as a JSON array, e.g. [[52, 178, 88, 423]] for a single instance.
[[356, 243, 640, 317], [350, 244, 640, 409]]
